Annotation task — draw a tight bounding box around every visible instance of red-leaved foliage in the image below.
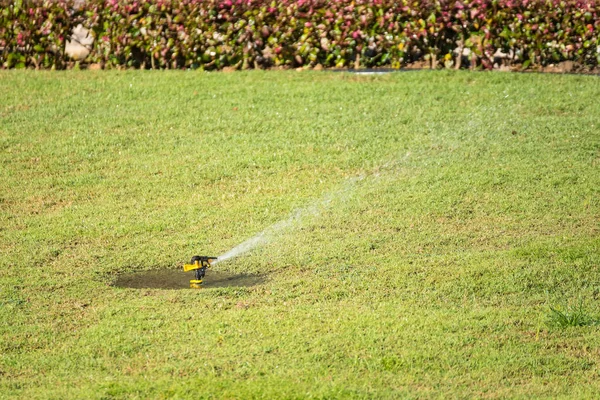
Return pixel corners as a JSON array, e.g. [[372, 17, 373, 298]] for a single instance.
[[1, 0, 599, 69]]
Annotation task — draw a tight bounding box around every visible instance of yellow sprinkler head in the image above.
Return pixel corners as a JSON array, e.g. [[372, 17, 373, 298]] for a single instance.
[[189, 279, 203, 289], [183, 255, 218, 288]]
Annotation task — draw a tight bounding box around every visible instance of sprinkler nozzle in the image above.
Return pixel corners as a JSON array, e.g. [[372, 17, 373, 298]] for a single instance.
[[183, 255, 218, 288]]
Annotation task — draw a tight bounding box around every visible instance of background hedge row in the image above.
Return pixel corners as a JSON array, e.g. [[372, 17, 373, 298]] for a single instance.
[[1, 0, 599, 70]]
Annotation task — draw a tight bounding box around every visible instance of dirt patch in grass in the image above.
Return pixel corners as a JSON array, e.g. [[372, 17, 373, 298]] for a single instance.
[[113, 269, 265, 290]]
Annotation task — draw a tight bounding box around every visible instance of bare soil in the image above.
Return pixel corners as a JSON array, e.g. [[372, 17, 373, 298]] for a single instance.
[[113, 269, 265, 290]]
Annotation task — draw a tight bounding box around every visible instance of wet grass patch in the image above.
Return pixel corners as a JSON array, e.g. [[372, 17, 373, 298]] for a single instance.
[[113, 268, 266, 290]]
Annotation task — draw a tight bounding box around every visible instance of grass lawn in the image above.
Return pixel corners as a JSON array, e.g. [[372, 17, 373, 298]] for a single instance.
[[1, 70, 599, 398]]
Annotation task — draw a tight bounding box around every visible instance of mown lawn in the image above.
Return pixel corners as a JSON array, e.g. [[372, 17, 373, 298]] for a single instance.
[[1, 70, 599, 398]]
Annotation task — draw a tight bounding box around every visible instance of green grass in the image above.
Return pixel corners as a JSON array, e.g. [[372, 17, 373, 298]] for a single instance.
[[1, 70, 599, 399], [547, 302, 600, 328]]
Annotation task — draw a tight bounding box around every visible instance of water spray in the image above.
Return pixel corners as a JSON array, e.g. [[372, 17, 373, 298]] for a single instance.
[[181, 153, 410, 289], [182, 176, 365, 288]]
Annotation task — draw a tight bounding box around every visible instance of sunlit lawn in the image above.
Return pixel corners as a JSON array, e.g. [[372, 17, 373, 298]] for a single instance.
[[1, 70, 599, 398]]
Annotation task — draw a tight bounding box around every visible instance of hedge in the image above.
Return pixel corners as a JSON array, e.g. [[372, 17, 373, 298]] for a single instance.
[[1, 0, 599, 70]]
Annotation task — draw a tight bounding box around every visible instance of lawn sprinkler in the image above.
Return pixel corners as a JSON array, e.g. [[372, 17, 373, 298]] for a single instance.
[[183, 255, 218, 288]]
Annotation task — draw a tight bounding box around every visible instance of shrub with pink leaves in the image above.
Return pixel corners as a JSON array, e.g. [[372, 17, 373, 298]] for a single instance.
[[0, 0, 83, 68], [1, 0, 599, 70]]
